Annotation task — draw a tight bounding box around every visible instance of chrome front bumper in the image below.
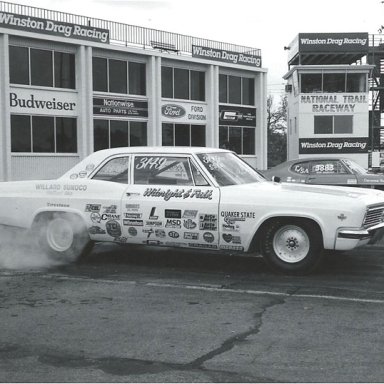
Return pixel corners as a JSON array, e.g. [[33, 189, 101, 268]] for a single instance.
[[338, 222, 384, 240]]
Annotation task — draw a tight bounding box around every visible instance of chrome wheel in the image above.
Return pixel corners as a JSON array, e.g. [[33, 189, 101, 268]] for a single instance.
[[46, 217, 74, 252], [272, 224, 310, 263]]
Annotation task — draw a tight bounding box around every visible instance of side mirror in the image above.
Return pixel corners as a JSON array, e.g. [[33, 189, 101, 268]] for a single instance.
[[272, 176, 281, 183]]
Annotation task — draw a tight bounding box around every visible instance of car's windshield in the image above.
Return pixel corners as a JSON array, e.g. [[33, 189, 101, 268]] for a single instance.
[[343, 159, 368, 175], [197, 152, 265, 186]]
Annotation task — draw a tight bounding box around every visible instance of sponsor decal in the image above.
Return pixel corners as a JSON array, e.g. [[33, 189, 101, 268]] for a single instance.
[[91, 212, 101, 223], [124, 212, 142, 219], [220, 245, 244, 251], [114, 236, 128, 243], [143, 228, 154, 238], [85, 164, 95, 172], [70, 174, 78, 179], [126, 204, 140, 210], [222, 223, 240, 232], [88, 226, 106, 235], [184, 232, 199, 240], [128, 227, 138, 236], [149, 207, 158, 219], [221, 211, 255, 220], [165, 209, 182, 219], [101, 213, 120, 221], [199, 214, 218, 231], [123, 219, 143, 226], [143, 188, 213, 201], [165, 241, 184, 247], [203, 232, 215, 243], [103, 205, 117, 213], [146, 240, 162, 245], [183, 219, 197, 229], [222, 234, 241, 244], [85, 204, 101, 212], [188, 243, 218, 249], [168, 231, 180, 239], [106, 220, 121, 237], [165, 219, 182, 228], [145, 220, 163, 227], [155, 229, 166, 238], [183, 210, 198, 219]]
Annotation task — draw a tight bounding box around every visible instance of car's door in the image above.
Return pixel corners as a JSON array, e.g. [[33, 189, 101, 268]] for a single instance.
[[88, 155, 131, 242], [122, 154, 220, 249], [306, 159, 358, 186]]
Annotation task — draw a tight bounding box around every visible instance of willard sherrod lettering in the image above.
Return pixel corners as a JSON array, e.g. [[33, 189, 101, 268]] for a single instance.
[[1, 146, 384, 275]]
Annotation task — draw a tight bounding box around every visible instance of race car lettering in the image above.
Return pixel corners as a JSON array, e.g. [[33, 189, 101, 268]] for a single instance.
[[64, 185, 87, 191], [136, 157, 167, 170], [221, 211, 255, 219], [36, 184, 61, 190], [47, 202, 70, 208], [143, 188, 213, 201]]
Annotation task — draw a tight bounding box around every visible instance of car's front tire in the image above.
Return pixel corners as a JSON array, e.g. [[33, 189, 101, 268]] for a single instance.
[[260, 219, 323, 274], [34, 213, 93, 263]]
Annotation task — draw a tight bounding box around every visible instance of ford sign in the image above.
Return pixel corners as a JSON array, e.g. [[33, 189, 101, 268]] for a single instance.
[[161, 104, 186, 118]]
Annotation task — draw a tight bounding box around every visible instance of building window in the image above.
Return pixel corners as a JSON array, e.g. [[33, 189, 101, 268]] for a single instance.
[[300, 72, 366, 93], [11, 115, 77, 153], [314, 115, 353, 134], [93, 119, 147, 151], [92, 57, 146, 95], [9, 46, 76, 89], [219, 74, 255, 105], [219, 126, 255, 154], [162, 123, 205, 146], [161, 67, 205, 101]]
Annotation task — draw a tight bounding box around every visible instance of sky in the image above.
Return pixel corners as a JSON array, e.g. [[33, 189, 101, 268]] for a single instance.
[[3, 0, 384, 96]]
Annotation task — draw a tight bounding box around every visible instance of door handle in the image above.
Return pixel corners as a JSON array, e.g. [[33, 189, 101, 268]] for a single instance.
[[126, 192, 140, 197]]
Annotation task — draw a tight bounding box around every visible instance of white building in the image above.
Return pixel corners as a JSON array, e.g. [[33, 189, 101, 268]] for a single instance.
[[0, 2, 268, 181], [283, 33, 374, 168]]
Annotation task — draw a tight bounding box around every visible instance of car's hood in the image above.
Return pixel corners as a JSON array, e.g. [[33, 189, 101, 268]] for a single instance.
[[222, 181, 384, 206]]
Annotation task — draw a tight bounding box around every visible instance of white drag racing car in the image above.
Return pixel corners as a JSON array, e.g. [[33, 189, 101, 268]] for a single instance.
[[1, 146, 384, 274]]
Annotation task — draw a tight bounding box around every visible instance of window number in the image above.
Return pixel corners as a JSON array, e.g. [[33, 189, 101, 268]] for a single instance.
[[136, 157, 167, 170]]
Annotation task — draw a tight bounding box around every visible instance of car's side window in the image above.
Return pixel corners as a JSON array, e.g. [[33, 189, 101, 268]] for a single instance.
[[291, 161, 310, 174], [310, 160, 348, 175], [92, 156, 129, 183], [133, 156, 194, 185], [190, 161, 210, 186]]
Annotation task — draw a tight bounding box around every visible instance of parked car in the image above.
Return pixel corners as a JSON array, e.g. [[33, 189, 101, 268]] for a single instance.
[[262, 157, 384, 190], [1, 147, 384, 274]]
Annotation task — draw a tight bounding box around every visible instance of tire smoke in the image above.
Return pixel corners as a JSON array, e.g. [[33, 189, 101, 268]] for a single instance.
[[0, 226, 65, 270]]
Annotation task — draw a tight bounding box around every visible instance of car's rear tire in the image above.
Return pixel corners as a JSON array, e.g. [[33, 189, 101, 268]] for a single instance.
[[34, 213, 93, 263], [260, 219, 323, 274]]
